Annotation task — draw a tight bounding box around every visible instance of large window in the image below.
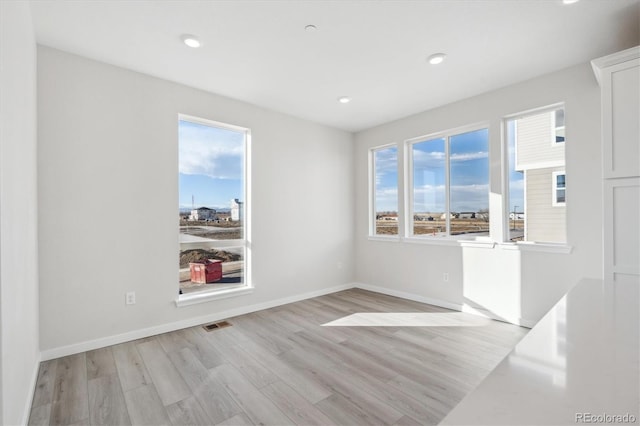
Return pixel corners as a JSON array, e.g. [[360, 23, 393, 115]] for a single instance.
[[408, 128, 489, 237], [371, 145, 398, 236], [178, 115, 249, 296], [506, 106, 566, 243]]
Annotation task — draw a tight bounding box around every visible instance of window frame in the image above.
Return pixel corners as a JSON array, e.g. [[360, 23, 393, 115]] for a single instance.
[[502, 103, 567, 245], [369, 143, 400, 239], [176, 114, 252, 306], [552, 108, 565, 145], [405, 122, 490, 239], [552, 171, 566, 207]]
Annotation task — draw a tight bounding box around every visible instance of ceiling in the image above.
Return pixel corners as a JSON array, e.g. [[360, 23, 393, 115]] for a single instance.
[[29, 0, 639, 133]]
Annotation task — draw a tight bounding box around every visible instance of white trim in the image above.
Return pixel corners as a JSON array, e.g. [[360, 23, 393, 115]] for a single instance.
[[367, 235, 400, 243], [176, 285, 254, 307], [21, 353, 41, 426], [459, 240, 496, 249], [369, 143, 400, 237], [591, 46, 640, 85], [353, 282, 535, 328], [499, 241, 572, 254], [40, 283, 355, 361], [177, 114, 252, 295], [461, 304, 536, 328], [552, 170, 566, 207], [353, 282, 462, 312], [405, 123, 490, 238], [516, 159, 566, 171], [401, 236, 461, 246]]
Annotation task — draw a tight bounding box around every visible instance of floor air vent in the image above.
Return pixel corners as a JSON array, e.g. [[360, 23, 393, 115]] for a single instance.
[[203, 321, 232, 331]]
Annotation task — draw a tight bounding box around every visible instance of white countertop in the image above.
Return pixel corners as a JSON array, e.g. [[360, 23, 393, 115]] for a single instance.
[[441, 278, 639, 425]]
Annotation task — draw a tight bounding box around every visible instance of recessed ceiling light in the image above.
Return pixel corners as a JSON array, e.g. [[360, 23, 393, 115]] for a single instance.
[[181, 34, 201, 48], [338, 96, 351, 104], [305, 24, 318, 31], [562, 0, 579, 4], [427, 53, 447, 65]]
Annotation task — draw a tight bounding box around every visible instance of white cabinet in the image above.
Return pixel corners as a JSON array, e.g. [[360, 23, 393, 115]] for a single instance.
[[592, 46, 640, 284]]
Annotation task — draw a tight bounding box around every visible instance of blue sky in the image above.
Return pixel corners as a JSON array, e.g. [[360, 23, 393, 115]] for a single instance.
[[179, 120, 244, 210], [375, 129, 491, 213]]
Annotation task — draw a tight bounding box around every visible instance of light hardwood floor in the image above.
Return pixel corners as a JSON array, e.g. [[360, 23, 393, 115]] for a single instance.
[[28, 289, 528, 425]]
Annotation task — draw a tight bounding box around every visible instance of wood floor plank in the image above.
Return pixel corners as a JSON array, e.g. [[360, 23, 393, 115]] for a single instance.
[[87, 373, 131, 425], [157, 330, 192, 353], [123, 384, 171, 426], [136, 340, 191, 406], [215, 343, 279, 389], [50, 353, 89, 425], [215, 413, 254, 426], [167, 348, 241, 424], [28, 289, 528, 426], [31, 359, 58, 408], [86, 347, 117, 380], [261, 381, 335, 426], [279, 349, 404, 425], [211, 364, 295, 425], [316, 393, 388, 426], [234, 338, 333, 404], [112, 341, 153, 392], [179, 328, 226, 368], [28, 403, 51, 426], [165, 395, 212, 426]]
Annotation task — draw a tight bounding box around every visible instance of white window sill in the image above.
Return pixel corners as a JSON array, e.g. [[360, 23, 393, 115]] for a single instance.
[[176, 285, 253, 307], [368, 235, 401, 242], [402, 236, 461, 246], [499, 242, 573, 254]]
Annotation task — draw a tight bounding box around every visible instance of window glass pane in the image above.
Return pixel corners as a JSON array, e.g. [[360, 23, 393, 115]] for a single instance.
[[374, 146, 398, 235], [412, 138, 446, 236], [507, 108, 566, 243], [555, 109, 565, 143], [449, 129, 490, 236], [179, 119, 246, 294]]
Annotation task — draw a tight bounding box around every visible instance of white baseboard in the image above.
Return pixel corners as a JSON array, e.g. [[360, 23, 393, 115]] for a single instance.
[[21, 351, 41, 425], [462, 304, 536, 328], [40, 283, 355, 361], [40, 280, 533, 361], [353, 282, 535, 328], [353, 282, 463, 312]]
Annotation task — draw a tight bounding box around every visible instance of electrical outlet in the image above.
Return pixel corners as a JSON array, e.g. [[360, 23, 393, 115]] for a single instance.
[[443, 272, 449, 282], [126, 292, 136, 305]]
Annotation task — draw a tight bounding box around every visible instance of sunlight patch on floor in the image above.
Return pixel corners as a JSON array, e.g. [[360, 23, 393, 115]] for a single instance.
[[322, 312, 492, 327]]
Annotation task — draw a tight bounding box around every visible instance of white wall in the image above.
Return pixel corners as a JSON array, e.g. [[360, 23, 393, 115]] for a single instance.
[[37, 46, 354, 355], [355, 63, 602, 326], [0, 2, 41, 424]]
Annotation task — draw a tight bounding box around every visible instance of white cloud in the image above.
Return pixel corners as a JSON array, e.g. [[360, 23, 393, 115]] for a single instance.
[[450, 151, 488, 162], [179, 121, 243, 179]]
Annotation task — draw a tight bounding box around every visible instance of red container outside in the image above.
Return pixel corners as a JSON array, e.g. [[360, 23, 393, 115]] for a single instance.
[[189, 259, 223, 283]]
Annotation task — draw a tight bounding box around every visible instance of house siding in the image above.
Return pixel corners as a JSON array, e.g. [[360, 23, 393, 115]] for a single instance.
[[516, 111, 565, 170], [526, 167, 566, 242]]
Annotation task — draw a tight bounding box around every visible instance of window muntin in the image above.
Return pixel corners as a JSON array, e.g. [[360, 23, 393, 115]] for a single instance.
[[506, 106, 566, 243], [178, 115, 249, 296], [409, 128, 489, 237], [371, 145, 398, 236]]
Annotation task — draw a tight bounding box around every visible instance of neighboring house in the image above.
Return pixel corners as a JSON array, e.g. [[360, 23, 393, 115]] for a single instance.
[[515, 109, 566, 242], [231, 199, 243, 221], [189, 207, 216, 221]]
